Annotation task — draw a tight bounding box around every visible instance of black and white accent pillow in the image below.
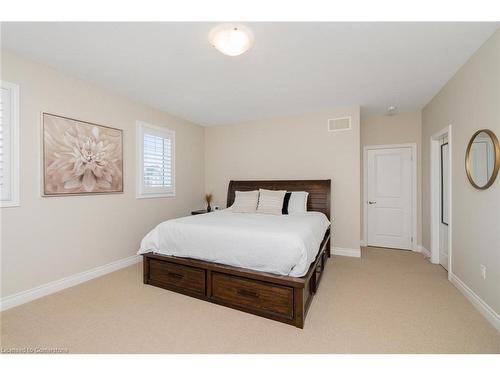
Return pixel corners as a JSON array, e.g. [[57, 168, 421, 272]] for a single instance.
[[282, 192, 292, 214], [282, 191, 308, 214]]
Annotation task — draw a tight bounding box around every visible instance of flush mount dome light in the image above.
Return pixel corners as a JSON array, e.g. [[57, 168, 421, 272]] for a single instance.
[[208, 24, 254, 56]]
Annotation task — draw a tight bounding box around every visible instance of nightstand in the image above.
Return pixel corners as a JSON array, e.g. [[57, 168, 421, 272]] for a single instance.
[[191, 209, 208, 215]]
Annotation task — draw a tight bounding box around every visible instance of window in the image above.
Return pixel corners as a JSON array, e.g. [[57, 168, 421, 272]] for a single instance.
[[136, 121, 175, 198], [0, 81, 20, 207]]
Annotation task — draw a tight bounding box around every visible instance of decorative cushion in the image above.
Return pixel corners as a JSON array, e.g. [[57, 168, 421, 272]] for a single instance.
[[257, 189, 286, 215], [232, 190, 259, 213], [282, 192, 292, 214], [287, 191, 309, 214]]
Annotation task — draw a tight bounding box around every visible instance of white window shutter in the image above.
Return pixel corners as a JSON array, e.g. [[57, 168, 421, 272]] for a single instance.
[[0, 88, 12, 200], [136, 121, 175, 198], [0, 81, 20, 207]]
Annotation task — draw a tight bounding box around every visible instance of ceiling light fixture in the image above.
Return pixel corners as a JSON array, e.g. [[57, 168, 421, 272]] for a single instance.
[[208, 24, 254, 57]]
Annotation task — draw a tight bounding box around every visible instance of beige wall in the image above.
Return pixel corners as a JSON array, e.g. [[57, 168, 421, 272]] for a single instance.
[[205, 108, 361, 251], [360, 111, 422, 246], [0, 50, 205, 297], [422, 29, 500, 314]]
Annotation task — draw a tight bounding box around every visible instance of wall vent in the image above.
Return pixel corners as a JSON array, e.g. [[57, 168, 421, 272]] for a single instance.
[[328, 116, 351, 132]]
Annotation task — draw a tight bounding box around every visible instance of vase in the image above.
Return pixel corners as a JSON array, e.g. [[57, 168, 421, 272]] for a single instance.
[[207, 203, 212, 212]]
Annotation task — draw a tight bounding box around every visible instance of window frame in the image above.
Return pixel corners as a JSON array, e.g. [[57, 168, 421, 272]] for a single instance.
[[0, 80, 20, 208], [136, 121, 175, 199]]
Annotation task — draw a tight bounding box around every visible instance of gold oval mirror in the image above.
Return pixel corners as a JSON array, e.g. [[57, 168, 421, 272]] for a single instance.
[[465, 129, 500, 190]]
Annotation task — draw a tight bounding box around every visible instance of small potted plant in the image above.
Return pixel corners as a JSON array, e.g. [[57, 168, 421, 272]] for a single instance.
[[205, 193, 213, 212]]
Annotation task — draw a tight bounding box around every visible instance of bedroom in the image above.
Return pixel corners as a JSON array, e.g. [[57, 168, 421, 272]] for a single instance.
[[1, 0, 499, 371]]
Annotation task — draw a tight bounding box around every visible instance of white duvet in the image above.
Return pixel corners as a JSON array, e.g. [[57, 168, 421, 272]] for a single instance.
[[138, 209, 330, 277]]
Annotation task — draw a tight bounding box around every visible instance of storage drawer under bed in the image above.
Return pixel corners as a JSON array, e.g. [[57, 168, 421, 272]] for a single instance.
[[148, 258, 206, 296], [210, 272, 294, 319]]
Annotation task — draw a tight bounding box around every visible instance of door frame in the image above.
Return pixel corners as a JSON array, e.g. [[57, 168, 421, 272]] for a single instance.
[[430, 125, 452, 272], [363, 143, 418, 251]]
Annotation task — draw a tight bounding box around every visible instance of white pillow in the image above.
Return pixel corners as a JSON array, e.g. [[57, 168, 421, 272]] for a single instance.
[[257, 189, 286, 215], [287, 191, 309, 214], [232, 190, 259, 213]]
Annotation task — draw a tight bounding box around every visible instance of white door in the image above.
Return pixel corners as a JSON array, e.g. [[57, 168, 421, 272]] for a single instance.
[[367, 147, 413, 250], [439, 137, 449, 270]]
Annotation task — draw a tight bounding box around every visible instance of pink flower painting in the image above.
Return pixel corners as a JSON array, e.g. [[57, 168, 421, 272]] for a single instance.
[[42, 113, 123, 195]]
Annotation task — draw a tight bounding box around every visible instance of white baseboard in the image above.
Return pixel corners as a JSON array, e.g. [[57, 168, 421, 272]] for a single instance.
[[360, 240, 367, 247], [331, 247, 361, 257], [449, 272, 500, 332], [416, 245, 431, 258], [1, 254, 142, 312]]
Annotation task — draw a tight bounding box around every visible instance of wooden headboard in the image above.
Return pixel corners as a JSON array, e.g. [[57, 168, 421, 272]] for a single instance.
[[227, 180, 331, 219]]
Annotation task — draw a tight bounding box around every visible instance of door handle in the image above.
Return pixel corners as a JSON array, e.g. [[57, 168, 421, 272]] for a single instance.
[[368, 201, 377, 205]]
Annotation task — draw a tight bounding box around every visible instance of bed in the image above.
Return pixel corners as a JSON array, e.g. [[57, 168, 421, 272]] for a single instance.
[[140, 179, 331, 328]]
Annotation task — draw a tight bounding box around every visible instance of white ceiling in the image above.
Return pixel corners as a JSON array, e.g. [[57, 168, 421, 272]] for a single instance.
[[1, 22, 498, 126]]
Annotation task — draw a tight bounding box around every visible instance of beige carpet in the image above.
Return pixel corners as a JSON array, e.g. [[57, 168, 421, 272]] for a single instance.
[[1, 247, 499, 353]]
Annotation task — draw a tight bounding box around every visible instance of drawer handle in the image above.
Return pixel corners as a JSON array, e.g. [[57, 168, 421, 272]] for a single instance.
[[237, 289, 259, 299], [167, 272, 184, 279]]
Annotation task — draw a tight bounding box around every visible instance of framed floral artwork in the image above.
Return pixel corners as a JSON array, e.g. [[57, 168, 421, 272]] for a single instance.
[[42, 113, 123, 196]]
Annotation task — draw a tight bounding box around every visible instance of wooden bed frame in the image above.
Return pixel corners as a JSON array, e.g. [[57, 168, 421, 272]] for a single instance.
[[142, 179, 331, 328]]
